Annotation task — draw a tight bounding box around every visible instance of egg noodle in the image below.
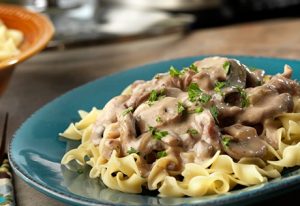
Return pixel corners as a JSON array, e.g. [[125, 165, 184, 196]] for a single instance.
[[0, 20, 23, 61], [61, 57, 300, 197]]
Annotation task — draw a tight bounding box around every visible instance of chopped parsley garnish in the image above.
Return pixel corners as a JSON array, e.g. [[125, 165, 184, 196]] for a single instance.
[[210, 105, 219, 123], [222, 136, 231, 148], [223, 61, 230, 74], [122, 107, 133, 116], [177, 101, 186, 114], [189, 64, 198, 72], [127, 147, 139, 155], [149, 90, 159, 102], [199, 93, 212, 104], [236, 87, 250, 108], [240, 91, 249, 108], [169, 66, 181, 77], [194, 106, 204, 113], [188, 83, 202, 102], [156, 116, 162, 123], [157, 151, 167, 159], [149, 126, 156, 134], [188, 83, 211, 104], [148, 89, 165, 105], [187, 128, 199, 136], [214, 81, 227, 94], [154, 131, 168, 140], [149, 126, 168, 140]]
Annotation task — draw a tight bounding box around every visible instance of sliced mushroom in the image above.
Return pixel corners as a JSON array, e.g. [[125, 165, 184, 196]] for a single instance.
[[217, 102, 242, 126], [226, 60, 247, 88], [222, 124, 267, 160], [238, 93, 293, 125], [223, 89, 242, 107], [245, 68, 264, 87]]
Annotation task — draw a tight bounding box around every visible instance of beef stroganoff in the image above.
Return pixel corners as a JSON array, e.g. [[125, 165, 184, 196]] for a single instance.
[[61, 56, 300, 197]]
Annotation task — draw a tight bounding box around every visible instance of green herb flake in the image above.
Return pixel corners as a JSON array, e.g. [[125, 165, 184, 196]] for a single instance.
[[149, 126, 168, 140], [194, 106, 204, 113], [149, 126, 156, 134], [188, 83, 202, 102], [149, 90, 158, 102], [241, 92, 249, 108], [223, 61, 231, 74], [187, 128, 199, 136], [199, 93, 212, 104], [127, 147, 139, 155], [154, 131, 168, 140], [236, 87, 250, 108], [122, 107, 134, 116], [222, 136, 231, 148], [177, 101, 186, 114], [157, 151, 167, 159], [156, 116, 162, 123], [214, 81, 227, 94], [169, 66, 181, 77], [148, 89, 165, 105], [189, 64, 198, 72], [210, 105, 219, 123]]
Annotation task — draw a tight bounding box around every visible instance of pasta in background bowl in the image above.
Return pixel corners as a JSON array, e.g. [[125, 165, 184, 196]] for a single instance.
[[0, 4, 54, 95], [0, 20, 24, 61], [8, 56, 300, 206]]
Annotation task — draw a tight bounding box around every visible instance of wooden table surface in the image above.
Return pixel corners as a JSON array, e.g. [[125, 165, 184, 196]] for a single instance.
[[1, 18, 300, 206]]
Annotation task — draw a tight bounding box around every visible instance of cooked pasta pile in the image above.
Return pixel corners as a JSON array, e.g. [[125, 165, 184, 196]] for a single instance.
[[61, 57, 300, 197], [0, 20, 23, 61]]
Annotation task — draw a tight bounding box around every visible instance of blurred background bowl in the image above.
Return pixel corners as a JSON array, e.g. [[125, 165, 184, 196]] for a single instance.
[[0, 4, 54, 95]]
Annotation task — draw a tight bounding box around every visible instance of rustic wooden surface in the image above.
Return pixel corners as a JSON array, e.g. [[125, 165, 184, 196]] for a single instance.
[[1, 18, 300, 206]]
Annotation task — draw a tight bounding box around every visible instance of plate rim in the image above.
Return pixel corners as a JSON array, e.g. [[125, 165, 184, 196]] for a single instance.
[[8, 55, 300, 206]]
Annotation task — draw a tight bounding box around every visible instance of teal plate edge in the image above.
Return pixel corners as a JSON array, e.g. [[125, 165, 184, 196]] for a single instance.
[[8, 55, 300, 206]]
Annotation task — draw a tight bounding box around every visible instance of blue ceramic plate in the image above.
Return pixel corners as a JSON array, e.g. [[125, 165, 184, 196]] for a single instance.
[[8, 56, 300, 206]]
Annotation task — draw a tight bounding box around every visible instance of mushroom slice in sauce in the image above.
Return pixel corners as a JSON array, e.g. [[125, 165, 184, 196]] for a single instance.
[[245, 68, 264, 87], [222, 124, 267, 160], [226, 60, 247, 88], [239, 93, 293, 125]]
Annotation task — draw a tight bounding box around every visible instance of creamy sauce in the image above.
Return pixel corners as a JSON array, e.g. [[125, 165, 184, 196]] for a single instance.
[[91, 57, 300, 176]]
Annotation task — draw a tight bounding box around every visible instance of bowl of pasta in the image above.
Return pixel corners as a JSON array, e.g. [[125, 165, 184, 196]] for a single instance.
[[0, 4, 54, 95], [8, 55, 300, 205]]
